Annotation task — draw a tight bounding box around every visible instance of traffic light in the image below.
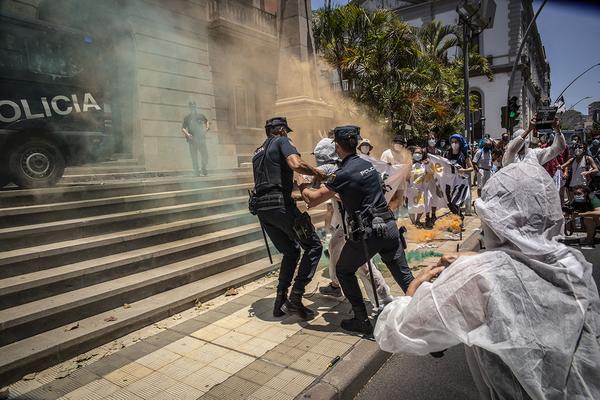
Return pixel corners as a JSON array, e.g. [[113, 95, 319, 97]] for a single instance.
[[501, 106, 508, 129], [508, 96, 520, 129]]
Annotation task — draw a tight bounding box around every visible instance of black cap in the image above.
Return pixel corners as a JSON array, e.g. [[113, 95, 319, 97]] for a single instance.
[[265, 117, 292, 132], [392, 134, 406, 144], [333, 125, 361, 142]]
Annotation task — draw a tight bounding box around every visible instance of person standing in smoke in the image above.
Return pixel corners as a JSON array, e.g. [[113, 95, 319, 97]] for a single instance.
[[182, 101, 210, 176]]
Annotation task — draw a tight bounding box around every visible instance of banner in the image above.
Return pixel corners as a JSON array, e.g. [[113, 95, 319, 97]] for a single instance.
[[406, 163, 432, 214], [427, 154, 470, 214], [359, 154, 410, 203]]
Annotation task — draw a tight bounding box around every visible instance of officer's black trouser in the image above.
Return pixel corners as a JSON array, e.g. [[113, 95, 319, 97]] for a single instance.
[[188, 135, 208, 174], [336, 220, 413, 315], [257, 205, 322, 294]]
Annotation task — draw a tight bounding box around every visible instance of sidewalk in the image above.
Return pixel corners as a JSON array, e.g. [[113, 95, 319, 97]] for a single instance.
[[6, 216, 481, 400]]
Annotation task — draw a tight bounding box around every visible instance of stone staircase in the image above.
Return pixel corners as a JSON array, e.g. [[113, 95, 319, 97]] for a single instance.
[[0, 169, 325, 386]]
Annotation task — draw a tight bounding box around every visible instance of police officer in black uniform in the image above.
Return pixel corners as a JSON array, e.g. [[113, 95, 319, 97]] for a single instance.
[[250, 117, 325, 320], [299, 125, 414, 334]]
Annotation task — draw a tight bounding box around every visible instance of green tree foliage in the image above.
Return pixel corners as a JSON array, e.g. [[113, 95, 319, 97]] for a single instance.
[[313, 4, 493, 139]]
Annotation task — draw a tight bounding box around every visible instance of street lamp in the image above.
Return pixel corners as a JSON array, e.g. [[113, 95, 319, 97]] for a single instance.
[[457, 0, 496, 144], [554, 63, 600, 105], [567, 96, 592, 111]]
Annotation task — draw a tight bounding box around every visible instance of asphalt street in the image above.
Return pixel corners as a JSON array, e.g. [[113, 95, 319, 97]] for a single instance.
[[355, 244, 600, 400]]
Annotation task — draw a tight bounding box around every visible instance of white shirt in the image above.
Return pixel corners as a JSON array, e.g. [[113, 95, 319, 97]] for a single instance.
[[380, 149, 403, 165]]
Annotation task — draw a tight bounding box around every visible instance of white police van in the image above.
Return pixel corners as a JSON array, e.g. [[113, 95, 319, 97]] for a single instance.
[[0, 12, 113, 188]]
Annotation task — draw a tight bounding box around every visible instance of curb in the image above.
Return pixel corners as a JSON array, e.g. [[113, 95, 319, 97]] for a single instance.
[[298, 229, 482, 400]]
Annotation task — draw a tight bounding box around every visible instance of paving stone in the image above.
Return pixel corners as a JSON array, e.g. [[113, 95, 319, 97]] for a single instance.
[[229, 294, 263, 306], [157, 356, 203, 380], [236, 336, 279, 357], [164, 336, 206, 356], [182, 365, 231, 392], [190, 324, 230, 342], [141, 330, 186, 349], [284, 332, 324, 351], [262, 344, 306, 367], [212, 331, 253, 350], [118, 362, 153, 379], [309, 338, 353, 358], [126, 371, 177, 399], [170, 319, 210, 335], [62, 378, 120, 400], [255, 326, 295, 343], [135, 349, 181, 371], [248, 385, 294, 400], [194, 310, 229, 324], [263, 369, 315, 397], [326, 332, 361, 345], [103, 368, 140, 388], [118, 342, 159, 362], [209, 350, 255, 374], [151, 382, 204, 400], [233, 320, 271, 336], [102, 389, 144, 400], [235, 360, 284, 386], [289, 351, 332, 376], [186, 342, 230, 364], [213, 315, 249, 330], [86, 354, 131, 377], [212, 301, 245, 315], [220, 375, 261, 396]]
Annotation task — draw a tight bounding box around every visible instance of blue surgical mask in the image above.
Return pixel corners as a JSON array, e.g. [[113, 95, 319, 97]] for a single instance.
[[593, 139, 600, 146], [413, 153, 423, 162]]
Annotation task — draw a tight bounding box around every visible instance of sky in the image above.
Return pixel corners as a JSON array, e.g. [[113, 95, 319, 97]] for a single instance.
[[310, 0, 600, 115]]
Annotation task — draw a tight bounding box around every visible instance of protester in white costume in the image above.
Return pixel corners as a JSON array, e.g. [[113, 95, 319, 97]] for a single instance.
[[381, 135, 408, 217], [503, 117, 566, 168], [308, 141, 393, 308], [406, 147, 432, 227], [374, 157, 600, 399]]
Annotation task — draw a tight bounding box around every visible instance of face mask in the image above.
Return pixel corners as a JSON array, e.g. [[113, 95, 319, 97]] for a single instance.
[[393, 143, 403, 151], [413, 153, 423, 162], [574, 194, 586, 203], [451, 143, 460, 151], [440, 141, 446, 147], [428, 139, 436, 147], [593, 139, 600, 146], [575, 149, 584, 157], [572, 139, 579, 145], [359, 145, 370, 154]]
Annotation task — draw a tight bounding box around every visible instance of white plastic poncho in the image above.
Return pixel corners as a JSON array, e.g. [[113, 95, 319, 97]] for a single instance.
[[502, 128, 566, 168], [374, 157, 600, 399]]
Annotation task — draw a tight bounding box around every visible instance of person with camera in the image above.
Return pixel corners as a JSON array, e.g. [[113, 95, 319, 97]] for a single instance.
[[568, 185, 600, 246], [299, 125, 414, 334], [562, 142, 599, 203], [250, 117, 326, 320], [374, 158, 600, 399]]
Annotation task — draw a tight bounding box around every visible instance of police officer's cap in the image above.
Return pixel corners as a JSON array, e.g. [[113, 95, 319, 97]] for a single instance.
[[392, 134, 406, 144], [333, 125, 361, 142], [265, 117, 292, 132]]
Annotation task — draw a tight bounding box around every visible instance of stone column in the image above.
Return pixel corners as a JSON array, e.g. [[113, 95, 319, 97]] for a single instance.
[[275, 0, 333, 155]]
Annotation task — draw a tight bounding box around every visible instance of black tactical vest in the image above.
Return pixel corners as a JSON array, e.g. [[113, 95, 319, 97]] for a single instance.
[[252, 136, 288, 196]]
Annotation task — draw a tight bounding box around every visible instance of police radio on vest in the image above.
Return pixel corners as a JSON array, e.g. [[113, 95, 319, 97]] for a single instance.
[[0, 93, 102, 123]]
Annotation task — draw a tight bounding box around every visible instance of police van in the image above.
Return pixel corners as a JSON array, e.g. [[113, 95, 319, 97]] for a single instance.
[[0, 12, 113, 188]]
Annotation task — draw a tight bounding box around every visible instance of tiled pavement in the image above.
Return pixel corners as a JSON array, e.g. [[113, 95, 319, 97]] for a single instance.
[[6, 216, 480, 400]]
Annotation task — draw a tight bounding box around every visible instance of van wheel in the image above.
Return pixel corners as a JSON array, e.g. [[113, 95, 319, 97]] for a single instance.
[[8, 138, 65, 188]]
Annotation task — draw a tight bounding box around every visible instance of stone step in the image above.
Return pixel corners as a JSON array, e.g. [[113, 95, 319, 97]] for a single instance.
[[0, 183, 252, 227], [0, 223, 264, 309], [0, 172, 253, 207], [0, 196, 249, 251], [0, 210, 254, 274], [60, 167, 250, 184], [64, 165, 147, 175], [0, 239, 269, 347], [0, 255, 281, 386]]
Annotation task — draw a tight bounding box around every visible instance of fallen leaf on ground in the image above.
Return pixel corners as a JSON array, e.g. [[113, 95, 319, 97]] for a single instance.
[[104, 316, 117, 322], [225, 287, 239, 296], [172, 314, 182, 320], [122, 303, 131, 309], [22, 373, 37, 381], [65, 322, 79, 331]]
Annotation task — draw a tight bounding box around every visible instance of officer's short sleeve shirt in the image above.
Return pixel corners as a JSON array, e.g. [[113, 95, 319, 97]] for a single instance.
[[325, 154, 387, 214]]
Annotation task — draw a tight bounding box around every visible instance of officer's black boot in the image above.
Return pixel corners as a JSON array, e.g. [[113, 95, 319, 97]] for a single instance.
[[282, 289, 315, 320], [341, 307, 373, 335], [273, 290, 287, 317]]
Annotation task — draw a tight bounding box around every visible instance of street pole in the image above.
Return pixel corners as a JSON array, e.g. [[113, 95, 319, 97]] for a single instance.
[[555, 63, 600, 103], [506, 0, 548, 135], [568, 96, 592, 111], [463, 20, 471, 144]]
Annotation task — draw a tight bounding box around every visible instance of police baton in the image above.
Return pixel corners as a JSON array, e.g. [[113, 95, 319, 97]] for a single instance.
[[260, 222, 273, 265], [355, 211, 380, 310]]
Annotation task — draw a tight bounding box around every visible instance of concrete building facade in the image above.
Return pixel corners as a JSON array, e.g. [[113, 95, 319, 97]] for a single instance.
[[0, 0, 336, 171], [360, 0, 551, 139]]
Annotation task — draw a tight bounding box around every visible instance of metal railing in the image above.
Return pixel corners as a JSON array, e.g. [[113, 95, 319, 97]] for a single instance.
[[208, 0, 277, 37]]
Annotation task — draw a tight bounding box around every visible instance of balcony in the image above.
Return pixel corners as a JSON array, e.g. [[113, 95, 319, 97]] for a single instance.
[[208, 0, 277, 41]]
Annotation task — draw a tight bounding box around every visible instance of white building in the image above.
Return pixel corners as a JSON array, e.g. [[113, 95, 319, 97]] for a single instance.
[[360, 0, 551, 139]]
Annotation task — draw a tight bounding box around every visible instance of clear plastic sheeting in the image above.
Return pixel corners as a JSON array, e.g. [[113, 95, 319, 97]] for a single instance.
[[375, 159, 600, 399], [502, 128, 566, 167]]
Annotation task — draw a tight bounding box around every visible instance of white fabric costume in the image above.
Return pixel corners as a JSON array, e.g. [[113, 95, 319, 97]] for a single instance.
[[374, 157, 600, 399], [502, 128, 566, 168]]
